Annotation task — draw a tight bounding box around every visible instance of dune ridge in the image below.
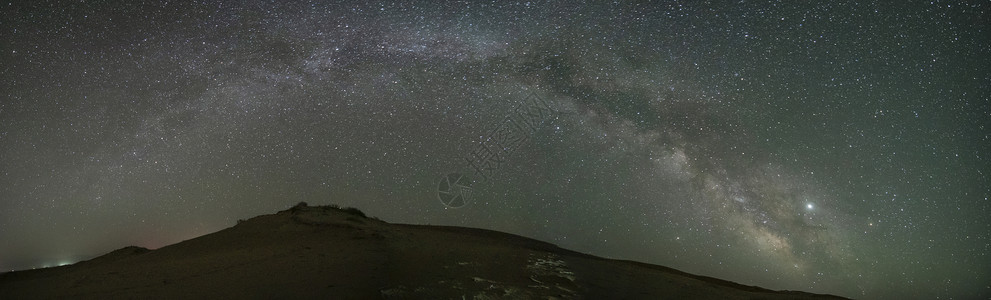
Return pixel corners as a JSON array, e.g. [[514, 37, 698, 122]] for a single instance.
[[0, 203, 850, 299]]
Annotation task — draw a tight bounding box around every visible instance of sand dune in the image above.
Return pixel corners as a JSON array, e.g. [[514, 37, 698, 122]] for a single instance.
[[0, 203, 850, 299]]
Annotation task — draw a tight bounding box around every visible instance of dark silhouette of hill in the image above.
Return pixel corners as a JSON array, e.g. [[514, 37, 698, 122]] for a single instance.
[[0, 203, 851, 299]]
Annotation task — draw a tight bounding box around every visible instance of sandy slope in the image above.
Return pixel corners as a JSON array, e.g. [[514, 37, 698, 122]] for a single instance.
[[0, 204, 850, 299]]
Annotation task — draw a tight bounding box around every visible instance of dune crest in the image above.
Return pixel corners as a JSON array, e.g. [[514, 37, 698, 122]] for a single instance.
[[0, 203, 849, 299]]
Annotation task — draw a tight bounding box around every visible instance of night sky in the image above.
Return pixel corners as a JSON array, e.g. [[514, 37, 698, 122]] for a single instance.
[[2, 1, 989, 299]]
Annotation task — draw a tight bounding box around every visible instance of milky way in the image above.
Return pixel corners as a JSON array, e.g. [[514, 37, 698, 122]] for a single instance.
[[2, 1, 989, 299]]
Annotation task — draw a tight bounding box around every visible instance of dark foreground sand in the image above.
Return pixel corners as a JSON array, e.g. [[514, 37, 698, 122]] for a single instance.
[[0, 204, 850, 299]]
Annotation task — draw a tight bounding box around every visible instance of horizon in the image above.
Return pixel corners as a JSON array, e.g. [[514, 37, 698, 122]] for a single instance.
[[0, 203, 854, 299]]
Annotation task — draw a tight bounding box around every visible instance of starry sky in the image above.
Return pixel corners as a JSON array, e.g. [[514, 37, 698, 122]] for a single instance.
[[2, 1, 989, 298]]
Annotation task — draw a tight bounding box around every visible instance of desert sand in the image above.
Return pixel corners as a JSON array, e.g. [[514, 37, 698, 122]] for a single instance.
[[0, 203, 850, 299]]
